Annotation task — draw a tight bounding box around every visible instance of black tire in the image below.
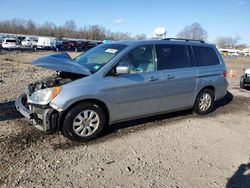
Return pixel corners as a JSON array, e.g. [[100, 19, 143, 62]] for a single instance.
[[193, 89, 215, 115], [62, 102, 106, 142]]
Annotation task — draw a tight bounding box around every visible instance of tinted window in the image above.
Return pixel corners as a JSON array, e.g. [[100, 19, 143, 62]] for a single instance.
[[193, 46, 220, 66], [156, 44, 190, 70], [6, 40, 16, 43]]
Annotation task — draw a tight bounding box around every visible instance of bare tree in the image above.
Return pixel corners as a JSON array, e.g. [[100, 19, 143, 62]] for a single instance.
[[63, 20, 77, 38], [177, 22, 208, 41], [0, 18, 148, 41], [215, 36, 240, 49], [64, 20, 77, 31], [39, 21, 57, 36], [88, 25, 106, 40], [235, 43, 247, 49], [135, 34, 147, 40], [26, 19, 37, 34]]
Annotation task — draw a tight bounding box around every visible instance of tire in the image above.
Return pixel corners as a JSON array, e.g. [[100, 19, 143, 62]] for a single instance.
[[193, 89, 215, 115], [62, 102, 106, 142]]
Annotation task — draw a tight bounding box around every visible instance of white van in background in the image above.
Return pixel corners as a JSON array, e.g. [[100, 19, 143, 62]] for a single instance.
[[2, 38, 18, 48], [35, 37, 56, 49], [21, 37, 38, 47], [243, 51, 250, 57]]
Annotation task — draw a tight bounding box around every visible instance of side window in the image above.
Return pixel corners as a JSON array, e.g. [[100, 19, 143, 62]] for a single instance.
[[156, 44, 190, 70], [193, 46, 220, 66], [118, 46, 155, 74]]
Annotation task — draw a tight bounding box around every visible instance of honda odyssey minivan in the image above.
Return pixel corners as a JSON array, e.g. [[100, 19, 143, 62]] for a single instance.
[[16, 38, 228, 142]]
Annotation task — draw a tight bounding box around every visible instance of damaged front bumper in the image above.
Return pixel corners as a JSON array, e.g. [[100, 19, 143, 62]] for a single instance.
[[240, 75, 250, 88], [15, 94, 61, 133]]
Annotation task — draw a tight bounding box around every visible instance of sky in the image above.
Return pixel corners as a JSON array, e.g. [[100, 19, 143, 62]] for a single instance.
[[0, 0, 249, 44]]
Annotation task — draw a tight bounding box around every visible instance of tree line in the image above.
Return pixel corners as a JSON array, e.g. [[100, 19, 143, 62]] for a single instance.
[[0, 18, 146, 41], [0, 19, 248, 49], [176, 22, 248, 49]]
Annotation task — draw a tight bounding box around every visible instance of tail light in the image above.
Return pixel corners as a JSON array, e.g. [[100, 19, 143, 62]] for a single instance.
[[223, 70, 228, 78]]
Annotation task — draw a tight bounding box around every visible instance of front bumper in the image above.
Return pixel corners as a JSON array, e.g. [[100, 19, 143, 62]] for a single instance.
[[15, 94, 32, 119], [15, 94, 60, 133], [240, 75, 250, 88]]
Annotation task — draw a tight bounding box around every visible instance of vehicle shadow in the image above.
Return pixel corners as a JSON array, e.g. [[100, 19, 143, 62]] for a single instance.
[[226, 163, 250, 188], [53, 109, 194, 150], [104, 110, 192, 136], [0, 100, 22, 121], [213, 91, 234, 112], [103, 91, 234, 137], [53, 91, 234, 150]]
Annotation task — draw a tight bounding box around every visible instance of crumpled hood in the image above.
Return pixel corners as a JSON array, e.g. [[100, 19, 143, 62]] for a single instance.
[[32, 53, 91, 75]]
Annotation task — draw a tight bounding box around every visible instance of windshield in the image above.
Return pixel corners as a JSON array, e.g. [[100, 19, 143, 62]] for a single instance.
[[71, 43, 127, 73]]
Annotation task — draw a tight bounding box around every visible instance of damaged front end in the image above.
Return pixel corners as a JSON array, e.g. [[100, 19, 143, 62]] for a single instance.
[[16, 71, 84, 133], [15, 93, 60, 133], [15, 53, 88, 133], [240, 69, 250, 90]]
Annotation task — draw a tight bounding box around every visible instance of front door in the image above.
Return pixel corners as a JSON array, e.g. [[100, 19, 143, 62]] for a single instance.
[[105, 45, 163, 122]]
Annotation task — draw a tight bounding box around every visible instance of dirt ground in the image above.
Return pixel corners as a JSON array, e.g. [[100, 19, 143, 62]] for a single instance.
[[0, 51, 249, 188]]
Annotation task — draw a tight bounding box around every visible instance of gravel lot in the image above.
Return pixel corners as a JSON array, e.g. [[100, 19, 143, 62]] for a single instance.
[[0, 51, 250, 188]]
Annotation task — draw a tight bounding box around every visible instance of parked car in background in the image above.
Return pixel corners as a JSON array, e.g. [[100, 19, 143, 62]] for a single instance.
[[68, 40, 81, 50], [21, 37, 38, 47], [35, 37, 56, 49], [0, 37, 4, 46], [2, 38, 18, 48], [15, 38, 228, 142], [244, 52, 250, 57], [87, 41, 99, 49], [16, 36, 26, 45], [240, 69, 250, 90]]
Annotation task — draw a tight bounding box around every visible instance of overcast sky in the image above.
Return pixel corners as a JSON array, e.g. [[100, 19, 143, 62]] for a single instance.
[[1, 0, 249, 44]]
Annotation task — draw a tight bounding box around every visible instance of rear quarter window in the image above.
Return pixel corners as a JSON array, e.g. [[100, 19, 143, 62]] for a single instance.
[[193, 46, 220, 66]]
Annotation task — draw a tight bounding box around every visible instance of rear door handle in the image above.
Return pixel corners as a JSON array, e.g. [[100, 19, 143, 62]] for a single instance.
[[165, 75, 175, 80], [149, 76, 159, 81]]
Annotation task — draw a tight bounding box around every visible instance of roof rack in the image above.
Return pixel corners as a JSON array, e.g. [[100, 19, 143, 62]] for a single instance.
[[163, 38, 205, 43]]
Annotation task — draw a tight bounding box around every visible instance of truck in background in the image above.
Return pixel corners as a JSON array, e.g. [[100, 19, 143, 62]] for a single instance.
[[35, 37, 56, 50]]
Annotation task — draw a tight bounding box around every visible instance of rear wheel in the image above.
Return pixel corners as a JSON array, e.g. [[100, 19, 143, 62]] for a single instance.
[[63, 102, 106, 142], [193, 89, 214, 115]]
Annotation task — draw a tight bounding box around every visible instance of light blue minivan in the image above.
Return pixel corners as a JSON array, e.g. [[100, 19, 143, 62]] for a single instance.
[[16, 38, 228, 142]]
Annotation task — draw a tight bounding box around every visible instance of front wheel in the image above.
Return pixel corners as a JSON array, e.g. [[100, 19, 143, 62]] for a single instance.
[[193, 89, 215, 115], [62, 102, 106, 142]]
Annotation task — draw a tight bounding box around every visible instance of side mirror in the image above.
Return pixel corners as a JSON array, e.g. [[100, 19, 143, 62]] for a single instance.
[[116, 65, 130, 75]]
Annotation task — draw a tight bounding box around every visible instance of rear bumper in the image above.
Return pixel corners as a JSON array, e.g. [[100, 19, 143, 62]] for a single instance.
[[15, 94, 60, 133], [215, 78, 229, 101]]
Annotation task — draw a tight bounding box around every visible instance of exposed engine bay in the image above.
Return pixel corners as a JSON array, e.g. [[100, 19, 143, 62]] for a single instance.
[[27, 71, 84, 96]]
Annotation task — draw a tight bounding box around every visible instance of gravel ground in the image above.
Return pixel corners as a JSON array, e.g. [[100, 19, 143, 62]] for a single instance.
[[0, 52, 249, 188]]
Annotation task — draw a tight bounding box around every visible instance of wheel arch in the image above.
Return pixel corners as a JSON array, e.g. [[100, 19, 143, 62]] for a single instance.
[[194, 85, 216, 105], [58, 98, 110, 131], [195, 85, 215, 101]]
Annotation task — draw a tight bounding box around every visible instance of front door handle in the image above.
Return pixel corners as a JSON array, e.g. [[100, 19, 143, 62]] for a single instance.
[[149, 76, 159, 81], [165, 75, 175, 80]]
